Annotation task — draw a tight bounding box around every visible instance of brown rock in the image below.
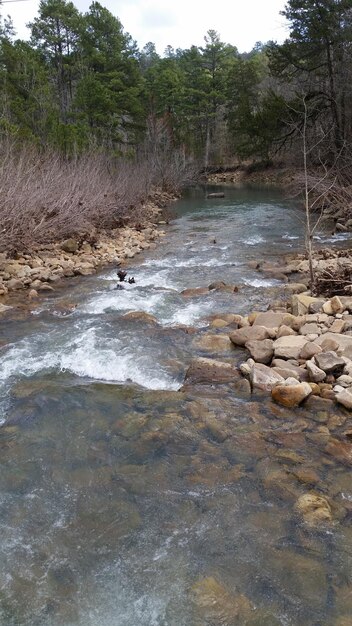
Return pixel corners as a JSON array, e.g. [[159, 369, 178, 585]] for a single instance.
[[325, 438, 352, 465], [329, 319, 346, 333], [272, 367, 300, 380], [336, 389, 352, 410], [299, 323, 321, 336], [185, 357, 240, 385], [250, 363, 284, 391], [192, 333, 233, 353], [277, 324, 296, 338], [122, 311, 158, 324], [273, 335, 308, 360], [295, 493, 332, 526], [300, 342, 322, 360], [306, 360, 327, 383], [245, 339, 274, 364], [6, 278, 23, 291], [292, 294, 323, 316], [331, 295, 345, 314], [181, 287, 209, 297], [315, 351, 345, 374], [229, 325, 270, 347], [252, 311, 285, 329], [272, 382, 312, 408]]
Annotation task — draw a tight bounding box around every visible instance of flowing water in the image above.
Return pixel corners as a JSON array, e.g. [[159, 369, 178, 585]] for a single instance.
[[0, 185, 352, 626]]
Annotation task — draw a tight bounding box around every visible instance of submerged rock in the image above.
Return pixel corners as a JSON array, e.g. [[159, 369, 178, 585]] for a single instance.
[[295, 492, 332, 526], [185, 357, 240, 385], [191, 576, 253, 625]]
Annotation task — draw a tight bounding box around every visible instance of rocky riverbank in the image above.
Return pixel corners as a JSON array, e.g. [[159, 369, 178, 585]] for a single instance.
[[184, 291, 352, 411], [0, 191, 174, 306]]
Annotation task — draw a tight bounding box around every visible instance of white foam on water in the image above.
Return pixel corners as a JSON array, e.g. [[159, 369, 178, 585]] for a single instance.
[[81, 289, 164, 315], [241, 235, 265, 245], [0, 329, 180, 391], [315, 232, 352, 243], [243, 277, 281, 287], [282, 234, 299, 240], [164, 300, 213, 326], [143, 256, 228, 268]]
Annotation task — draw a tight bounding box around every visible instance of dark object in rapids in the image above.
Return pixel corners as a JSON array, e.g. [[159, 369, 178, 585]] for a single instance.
[[128, 277, 135, 284], [117, 270, 127, 282], [207, 192, 225, 199], [115, 284, 125, 290]]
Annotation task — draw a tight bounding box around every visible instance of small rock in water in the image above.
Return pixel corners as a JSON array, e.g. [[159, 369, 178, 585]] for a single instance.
[[271, 382, 312, 408], [295, 492, 332, 526]]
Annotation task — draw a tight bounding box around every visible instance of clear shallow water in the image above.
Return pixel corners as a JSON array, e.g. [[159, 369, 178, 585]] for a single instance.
[[0, 185, 352, 626]]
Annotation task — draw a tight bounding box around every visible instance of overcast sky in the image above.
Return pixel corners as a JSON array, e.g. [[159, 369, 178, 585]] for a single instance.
[[3, 0, 289, 53]]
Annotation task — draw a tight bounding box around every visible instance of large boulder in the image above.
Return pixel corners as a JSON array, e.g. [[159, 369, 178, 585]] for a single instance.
[[273, 335, 308, 360], [291, 294, 323, 316], [250, 363, 284, 391], [314, 351, 345, 374], [245, 339, 274, 364], [229, 326, 270, 347], [252, 311, 286, 329], [316, 332, 352, 358], [271, 382, 312, 408], [184, 358, 240, 385]]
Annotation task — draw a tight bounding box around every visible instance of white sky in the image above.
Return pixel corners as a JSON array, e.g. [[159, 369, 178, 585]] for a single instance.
[[2, 0, 289, 53]]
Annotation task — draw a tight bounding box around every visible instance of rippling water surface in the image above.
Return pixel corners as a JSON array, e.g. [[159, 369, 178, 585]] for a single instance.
[[1, 185, 352, 626]]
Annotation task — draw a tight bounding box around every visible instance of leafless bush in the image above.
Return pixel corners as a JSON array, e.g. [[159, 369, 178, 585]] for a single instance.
[[144, 117, 199, 194], [0, 141, 158, 253]]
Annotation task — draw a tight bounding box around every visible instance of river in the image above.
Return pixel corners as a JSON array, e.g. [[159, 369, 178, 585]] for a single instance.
[[0, 185, 351, 626]]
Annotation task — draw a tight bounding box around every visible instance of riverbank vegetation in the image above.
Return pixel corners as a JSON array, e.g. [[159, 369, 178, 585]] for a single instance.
[[0, 0, 352, 252]]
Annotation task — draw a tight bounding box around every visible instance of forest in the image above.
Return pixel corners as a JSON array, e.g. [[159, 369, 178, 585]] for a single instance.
[[1, 0, 352, 249]]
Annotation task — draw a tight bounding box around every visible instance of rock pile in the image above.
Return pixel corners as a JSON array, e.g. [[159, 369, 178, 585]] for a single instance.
[[0, 224, 164, 298], [232, 294, 352, 410]]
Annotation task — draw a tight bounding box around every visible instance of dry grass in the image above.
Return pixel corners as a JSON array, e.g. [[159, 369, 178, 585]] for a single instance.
[[0, 139, 196, 253]]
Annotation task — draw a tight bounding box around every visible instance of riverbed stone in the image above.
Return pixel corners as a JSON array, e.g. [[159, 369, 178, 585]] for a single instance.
[[273, 335, 308, 360], [277, 324, 296, 338], [336, 389, 352, 410], [192, 333, 233, 353], [330, 319, 346, 333], [291, 294, 323, 316], [229, 325, 270, 347], [272, 367, 300, 380], [181, 287, 209, 297], [299, 323, 321, 336], [325, 438, 352, 465], [315, 351, 345, 374], [122, 311, 159, 324], [252, 311, 285, 329], [250, 363, 284, 391], [272, 382, 312, 408], [185, 357, 240, 385], [306, 360, 327, 383], [191, 577, 253, 625], [295, 493, 332, 526], [300, 341, 322, 360], [245, 339, 274, 364]]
